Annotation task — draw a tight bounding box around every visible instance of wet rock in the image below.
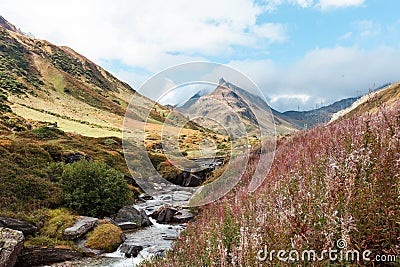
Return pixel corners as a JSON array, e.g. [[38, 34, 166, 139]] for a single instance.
[[172, 209, 195, 223], [0, 217, 37, 236], [138, 193, 153, 201], [63, 216, 98, 240], [75, 238, 103, 255], [169, 172, 205, 187], [16, 248, 84, 266], [115, 206, 152, 227], [119, 244, 143, 258], [162, 235, 177, 241], [0, 227, 24, 267], [150, 206, 178, 223], [117, 222, 139, 231]]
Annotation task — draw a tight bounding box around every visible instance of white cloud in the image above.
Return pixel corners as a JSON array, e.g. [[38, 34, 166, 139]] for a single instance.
[[261, 0, 364, 11], [1, 0, 287, 73], [270, 94, 310, 103], [356, 20, 381, 38], [318, 0, 365, 10], [251, 23, 287, 43], [291, 0, 314, 8], [229, 46, 400, 111], [337, 31, 353, 41]]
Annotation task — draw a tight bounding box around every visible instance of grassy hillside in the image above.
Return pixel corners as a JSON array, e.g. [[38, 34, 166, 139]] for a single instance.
[[0, 127, 131, 216], [142, 90, 400, 266], [0, 21, 201, 138], [338, 82, 400, 121]]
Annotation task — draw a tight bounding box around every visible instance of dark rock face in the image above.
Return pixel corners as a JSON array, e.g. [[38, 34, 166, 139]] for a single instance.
[[182, 174, 202, 187], [62, 152, 91, 164], [169, 171, 204, 187], [63, 216, 98, 240], [119, 244, 143, 258], [150, 206, 178, 223], [16, 248, 84, 267], [0, 217, 37, 236], [0, 227, 24, 267], [115, 206, 152, 227], [117, 222, 139, 231]]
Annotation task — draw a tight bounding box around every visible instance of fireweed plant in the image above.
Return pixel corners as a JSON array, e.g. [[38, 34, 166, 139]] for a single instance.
[[142, 101, 400, 267]]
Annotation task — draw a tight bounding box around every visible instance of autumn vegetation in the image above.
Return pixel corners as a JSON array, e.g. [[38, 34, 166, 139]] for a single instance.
[[142, 99, 400, 266]]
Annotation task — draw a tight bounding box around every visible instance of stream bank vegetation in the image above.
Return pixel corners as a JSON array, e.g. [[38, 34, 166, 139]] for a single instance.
[[141, 100, 400, 266]]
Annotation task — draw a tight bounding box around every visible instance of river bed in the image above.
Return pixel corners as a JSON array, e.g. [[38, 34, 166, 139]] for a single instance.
[[47, 191, 192, 267]]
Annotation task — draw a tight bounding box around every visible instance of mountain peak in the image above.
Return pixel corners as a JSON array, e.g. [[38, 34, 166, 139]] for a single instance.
[[0, 15, 19, 33], [219, 77, 226, 85]]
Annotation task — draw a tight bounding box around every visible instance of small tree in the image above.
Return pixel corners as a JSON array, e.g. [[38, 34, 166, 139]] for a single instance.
[[60, 160, 132, 217]]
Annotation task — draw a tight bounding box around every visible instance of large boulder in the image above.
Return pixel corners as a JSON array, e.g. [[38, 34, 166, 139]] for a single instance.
[[0, 217, 37, 236], [115, 206, 152, 228], [182, 174, 202, 187], [63, 216, 98, 240], [0, 227, 24, 267], [150, 206, 178, 223], [170, 172, 204, 187], [119, 244, 143, 258], [62, 152, 91, 164], [16, 248, 84, 266]]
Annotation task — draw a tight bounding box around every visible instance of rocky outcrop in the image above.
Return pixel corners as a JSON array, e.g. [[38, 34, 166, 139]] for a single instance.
[[150, 206, 178, 223], [115, 206, 152, 228], [62, 152, 91, 164], [169, 171, 208, 187], [63, 216, 98, 240], [119, 244, 143, 258], [182, 173, 203, 187], [0, 227, 24, 267], [16, 248, 84, 266], [0, 217, 37, 236]]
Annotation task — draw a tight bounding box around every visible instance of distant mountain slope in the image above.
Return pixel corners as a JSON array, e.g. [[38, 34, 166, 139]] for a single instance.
[[330, 82, 400, 123], [281, 97, 359, 128], [178, 78, 298, 136], [0, 16, 172, 137]]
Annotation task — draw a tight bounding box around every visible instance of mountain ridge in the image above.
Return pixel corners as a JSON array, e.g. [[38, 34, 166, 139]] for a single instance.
[[178, 78, 299, 136]]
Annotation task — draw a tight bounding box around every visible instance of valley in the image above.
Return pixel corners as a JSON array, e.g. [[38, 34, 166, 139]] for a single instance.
[[0, 14, 399, 267]]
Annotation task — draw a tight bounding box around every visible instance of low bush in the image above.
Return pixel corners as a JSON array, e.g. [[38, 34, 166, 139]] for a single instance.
[[40, 208, 76, 239], [85, 221, 123, 252]]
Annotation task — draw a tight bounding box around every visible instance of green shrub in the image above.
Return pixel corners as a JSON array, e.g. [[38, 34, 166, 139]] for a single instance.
[[60, 160, 132, 217]]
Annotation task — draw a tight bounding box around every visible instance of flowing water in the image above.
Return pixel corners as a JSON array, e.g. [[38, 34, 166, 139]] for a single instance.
[[49, 191, 192, 267]]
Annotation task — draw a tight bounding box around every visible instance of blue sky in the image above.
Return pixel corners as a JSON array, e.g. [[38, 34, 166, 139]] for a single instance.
[[1, 0, 400, 111]]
